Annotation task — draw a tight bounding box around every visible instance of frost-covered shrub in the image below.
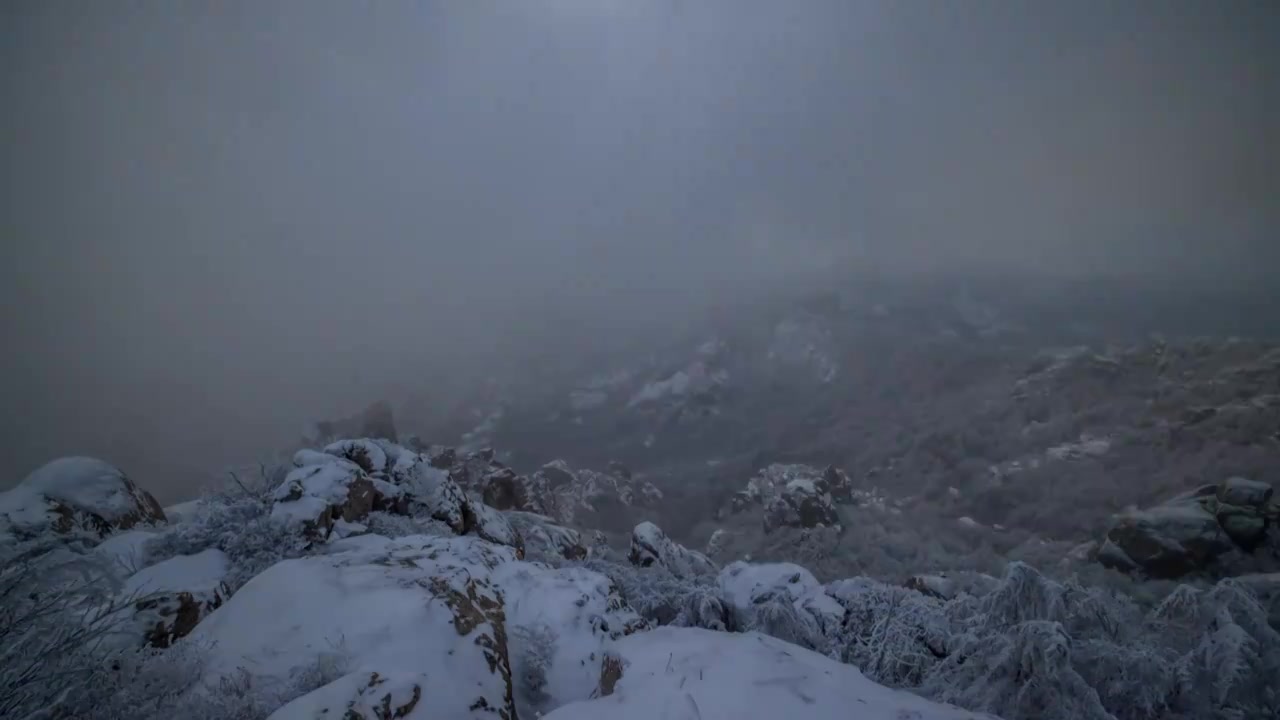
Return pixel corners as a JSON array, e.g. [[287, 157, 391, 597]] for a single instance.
[[509, 622, 556, 712], [362, 510, 453, 539], [583, 558, 726, 630], [740, 591, 827, 653], [923, 620, 1114, 720], [146, 469, 307, 592], [826, 577, 951, 687]]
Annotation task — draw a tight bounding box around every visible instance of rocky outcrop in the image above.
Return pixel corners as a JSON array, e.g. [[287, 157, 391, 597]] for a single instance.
[[627, 521, 717, 578], [0, 457, 166, 542], [721, 463, 850, 533], [272, 455, 406, 540], [1098, 475, 1277, 578], [272, 440, 523, 556], [763, 478, 840, 533]]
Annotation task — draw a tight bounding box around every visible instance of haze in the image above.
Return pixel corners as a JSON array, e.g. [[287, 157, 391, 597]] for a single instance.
[[2, 1, 1277, 502]]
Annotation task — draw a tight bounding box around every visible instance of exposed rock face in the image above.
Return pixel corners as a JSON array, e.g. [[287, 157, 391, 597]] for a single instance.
[[627, 521, 717, 578], [124, 548, 231, 648], [0, 457, 166, 541], [1098, 475, 1276, 578]]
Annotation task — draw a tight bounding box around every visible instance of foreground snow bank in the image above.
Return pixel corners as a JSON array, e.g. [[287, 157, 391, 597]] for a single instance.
[[543, 627, 994, 720]]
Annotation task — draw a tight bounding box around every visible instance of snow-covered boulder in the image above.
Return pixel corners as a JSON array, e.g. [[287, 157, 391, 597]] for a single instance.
[[506, 512, 589, 561], [271, 457, 406, 539], [189, 534, 519, 720], [394, 453, 471, 533], [192, 533, 645, 719], [0, 457, 166, 541], [1098, 501, 1235, 578], [124, 548, 231, 648], [717, 561, 844, 640], [543, 627, 990, 720], [467, 500, 523, 557], [322, 438, 389, 475], [268, 670, 429, 719], [1098, 475, 1278, 577], [627, 522, 717, 578]]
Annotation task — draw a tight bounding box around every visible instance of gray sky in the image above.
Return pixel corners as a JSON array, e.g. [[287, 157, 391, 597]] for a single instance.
[[2, 1, 1277, 500]]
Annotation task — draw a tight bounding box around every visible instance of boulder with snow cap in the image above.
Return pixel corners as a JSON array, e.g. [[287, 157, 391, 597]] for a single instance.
[[189, 534, 519, 720], [626, 521, 717, 578], [272, 457, 407, 539], [1098, 501, 1235, 578], [0, 457, 165, 541], [506, 512, 589, 561], [322, 438, 389, 475], [124, 548, 231, 648]]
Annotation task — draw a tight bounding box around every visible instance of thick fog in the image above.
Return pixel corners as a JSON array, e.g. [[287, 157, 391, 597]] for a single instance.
[[2, 1, 1277, 501]]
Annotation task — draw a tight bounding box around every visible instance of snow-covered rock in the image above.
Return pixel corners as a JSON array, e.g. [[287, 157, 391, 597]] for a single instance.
[[190, 534, 519, 719], [271, 457, 406, 539], [269, 670, 429, 720], [1099, 501, 1235, 578], [192, 532, 647, 719], [506, 512, 588, 561], [0, 457, 166, 541], [543, 627, 990, 720], [124, 548, 231, 647], [627, 521, 717, 578], [493, 561, 646, 713], [717, 561, 844, 638], [322, 438, 389, 475]]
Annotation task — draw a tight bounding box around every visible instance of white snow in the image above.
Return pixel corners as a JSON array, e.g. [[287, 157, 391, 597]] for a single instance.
[[322, 438, 389, 474], [717, 561, 843, 630], [268, 670, 432, 719], [542, 627, 992, 720], [123, 548, 229, 596], [94, 529, 159, 574], [491, 561, 644, 711]]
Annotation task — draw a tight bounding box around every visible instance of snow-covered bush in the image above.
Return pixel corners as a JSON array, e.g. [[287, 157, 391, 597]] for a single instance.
[[146, 468, 307, 592], [362, 510, 454, 539]]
